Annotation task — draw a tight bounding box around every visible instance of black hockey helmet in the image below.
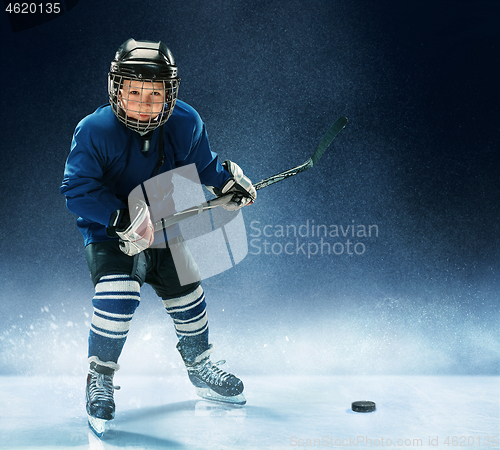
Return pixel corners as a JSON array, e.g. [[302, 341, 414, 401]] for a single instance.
[[108, 38, 181, 134]]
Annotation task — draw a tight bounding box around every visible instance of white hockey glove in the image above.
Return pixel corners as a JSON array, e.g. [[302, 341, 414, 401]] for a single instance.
[[207, 160, 257, 211], [108, 199, 155, 256]]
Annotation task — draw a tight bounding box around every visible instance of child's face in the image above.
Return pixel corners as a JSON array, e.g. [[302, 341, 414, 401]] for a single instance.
[[119, 79, 166, 122]]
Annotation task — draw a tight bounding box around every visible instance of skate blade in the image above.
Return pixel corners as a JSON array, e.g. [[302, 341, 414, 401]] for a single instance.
[[88, 415, 107, 438], [195, 387, 246, 406]]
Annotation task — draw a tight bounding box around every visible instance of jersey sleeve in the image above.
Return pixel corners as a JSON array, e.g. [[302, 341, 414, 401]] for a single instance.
[[60, 119, 127, 227]]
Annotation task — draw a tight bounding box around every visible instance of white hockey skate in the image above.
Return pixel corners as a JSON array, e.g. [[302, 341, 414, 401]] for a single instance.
[[177, 343, 246, 406]]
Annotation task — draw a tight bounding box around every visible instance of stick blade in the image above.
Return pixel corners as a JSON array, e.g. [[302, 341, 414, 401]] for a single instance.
[[311, 115, 348, 166]]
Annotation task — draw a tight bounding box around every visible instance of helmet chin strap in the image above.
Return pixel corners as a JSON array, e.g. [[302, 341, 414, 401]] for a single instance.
[[137, 127, 155, 137]]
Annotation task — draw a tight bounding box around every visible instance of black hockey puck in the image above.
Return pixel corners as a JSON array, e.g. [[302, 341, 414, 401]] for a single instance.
[[351, 401, 376, 413]]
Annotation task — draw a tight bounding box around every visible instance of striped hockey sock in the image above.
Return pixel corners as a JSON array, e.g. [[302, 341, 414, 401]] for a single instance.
[[162, 286, 209, 361], [88, 274, 141, 363]]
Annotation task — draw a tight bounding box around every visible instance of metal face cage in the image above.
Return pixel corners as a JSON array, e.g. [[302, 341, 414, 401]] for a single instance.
[[108, 73, 180, 134]]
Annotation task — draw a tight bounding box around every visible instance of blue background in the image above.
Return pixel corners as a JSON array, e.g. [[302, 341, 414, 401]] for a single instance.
[[0, 0, 498, 376]]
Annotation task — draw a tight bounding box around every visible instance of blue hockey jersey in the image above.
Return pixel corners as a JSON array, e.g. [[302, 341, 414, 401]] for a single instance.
[[60, 100, 230, 246]]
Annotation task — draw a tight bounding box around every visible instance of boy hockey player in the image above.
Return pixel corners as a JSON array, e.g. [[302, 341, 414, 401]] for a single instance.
[[60, 38, 256, 436]]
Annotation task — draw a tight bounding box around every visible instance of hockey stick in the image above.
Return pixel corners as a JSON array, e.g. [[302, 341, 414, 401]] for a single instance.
[[153, 115, 348, 232]]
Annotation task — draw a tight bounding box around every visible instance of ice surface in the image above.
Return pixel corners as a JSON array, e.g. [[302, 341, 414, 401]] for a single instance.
[[1, 375, 498, 449]]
